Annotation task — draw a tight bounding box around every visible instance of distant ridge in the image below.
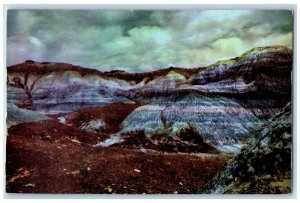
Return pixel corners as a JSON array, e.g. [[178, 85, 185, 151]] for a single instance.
[[7, 45, 292, 84]]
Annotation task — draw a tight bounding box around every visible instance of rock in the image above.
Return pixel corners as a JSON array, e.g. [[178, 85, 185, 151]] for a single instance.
[[6, 102, 50, 128], [119, 92, 260, 146], [25, 183, 35, 187], [133, 70, 187, 97], [105, 186, 113, 193], [109, 129, 219, 154], [70, 170, 80, 175], [190, 46, 292, 120], [134, 169, 141, 173], [7, 62, 134, 114], [6, 46, 292, 155], [202, 102, 292, 194], [7, 46, 291, 119], [80, 119, 105, 133], [58, 116, 66, 124], [192, 46, 292, 96], [66, 138, 82, 144], [95, 134, 122, 147]]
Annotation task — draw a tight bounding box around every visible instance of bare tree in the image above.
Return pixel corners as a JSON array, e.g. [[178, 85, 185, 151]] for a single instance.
[[10, 71, 43, 106]]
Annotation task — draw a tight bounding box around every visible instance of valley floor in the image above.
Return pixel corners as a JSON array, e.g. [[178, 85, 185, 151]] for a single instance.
[[6, 104, 229, 194], [6, 132, 228, 194]]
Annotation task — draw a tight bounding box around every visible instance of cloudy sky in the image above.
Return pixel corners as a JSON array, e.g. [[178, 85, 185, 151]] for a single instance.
[[7, 10, 293, 72]]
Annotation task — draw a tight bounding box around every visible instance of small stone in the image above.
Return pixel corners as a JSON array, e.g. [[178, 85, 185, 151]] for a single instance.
[[70, 170, 80, 175], [179, 182, 183, 186], [248, 166, 255, 173], [134, 169, 141, 173], [264, 174, 272, 179], [87, 167, 91, 171], [174, 191, 178, 194], [106, 187, 112, 193], [25, 183, 35, 187]]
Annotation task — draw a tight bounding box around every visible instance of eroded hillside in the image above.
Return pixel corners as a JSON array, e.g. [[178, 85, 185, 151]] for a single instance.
[[6, 45, 292, 194], [203, 103, 292, 194]]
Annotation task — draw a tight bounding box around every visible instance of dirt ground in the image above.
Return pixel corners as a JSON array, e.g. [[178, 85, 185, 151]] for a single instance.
[[6, 103, 229, 194]]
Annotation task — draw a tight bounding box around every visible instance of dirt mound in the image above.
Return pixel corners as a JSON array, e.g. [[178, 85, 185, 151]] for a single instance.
[[52, 102, 139, 135], [8, 120, 105, 145]]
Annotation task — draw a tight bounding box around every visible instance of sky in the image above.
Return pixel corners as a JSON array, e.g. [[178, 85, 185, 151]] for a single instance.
[[7, 10, 293, 72]]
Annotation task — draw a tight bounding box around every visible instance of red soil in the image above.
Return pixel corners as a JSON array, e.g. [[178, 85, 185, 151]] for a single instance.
[[6, 102, 229, 194], [51, 102, 139, 136], [6, 134, 228, 194], [8, 120, 104, 145]]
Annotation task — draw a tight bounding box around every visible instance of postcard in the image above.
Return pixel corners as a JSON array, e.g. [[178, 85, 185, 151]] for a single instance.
[[6, 9, 293, 194]]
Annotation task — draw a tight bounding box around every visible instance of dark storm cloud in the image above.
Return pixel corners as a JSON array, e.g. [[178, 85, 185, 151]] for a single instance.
[[7, 10, 293, 72]]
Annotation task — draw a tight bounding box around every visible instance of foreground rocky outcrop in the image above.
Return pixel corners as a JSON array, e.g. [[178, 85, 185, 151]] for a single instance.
[[202, 102, 292, 194]]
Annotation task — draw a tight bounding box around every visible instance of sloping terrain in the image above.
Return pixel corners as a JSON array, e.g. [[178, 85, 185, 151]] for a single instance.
[[111, 130, 220, 154], [102, 46, 291, 153], [6, 126, 228, 194], [202, 103, 292, 194], [190, 46, 292, 119], [107, 92, 259, 152], [50, 102, 139, 136], [8, 120, 103, 145], [131, 70, 188, 98], [192, 46, 292, 95], [6, 102, 50, 128], [6, 45, 293, 194], [7, 62, 134, 114], [7, 46, 291, 118]]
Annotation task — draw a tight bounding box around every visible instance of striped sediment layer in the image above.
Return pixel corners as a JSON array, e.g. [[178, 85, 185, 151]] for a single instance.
[[192, 46, 292, 96], [110, 92, 260, 150], [202, 102, 292, 194]]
